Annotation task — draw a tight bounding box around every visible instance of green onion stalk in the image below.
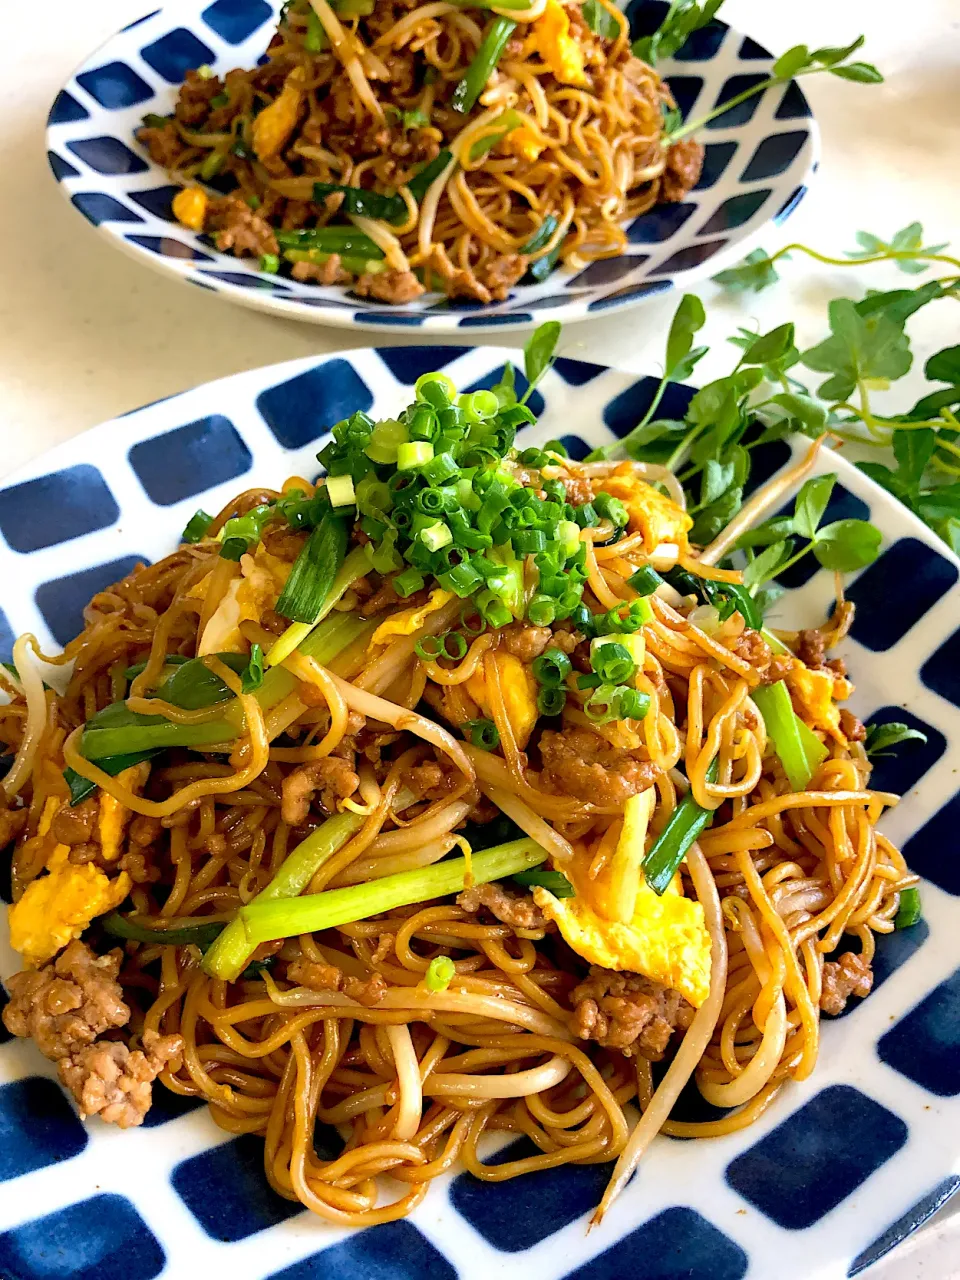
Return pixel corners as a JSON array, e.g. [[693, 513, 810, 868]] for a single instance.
[[240, 838, 547, 945], [204, 811, 364, 980]]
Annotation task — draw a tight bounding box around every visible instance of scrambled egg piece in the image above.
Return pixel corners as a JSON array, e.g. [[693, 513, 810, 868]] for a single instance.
[[98, 764, 149, 862], [172, 186, 209, 232], [8, 845, 131, 967], [786, 665, 847, 743], [372, 589, 452, 646], [534, 874, 711, 1007], [465, 651, 539, 749], [252, 68, 304, 161], [526, 0, 587, 86], [191, 546, 292, 655], [508, 120, 546, 163], [596, 466, 692, 554]]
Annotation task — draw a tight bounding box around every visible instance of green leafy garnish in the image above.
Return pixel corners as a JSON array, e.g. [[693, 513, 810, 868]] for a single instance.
[[894, 886, 922, 929], [633, 0, 723, 65], [864, 722, 928, 758], [582, 0, 619, 39]]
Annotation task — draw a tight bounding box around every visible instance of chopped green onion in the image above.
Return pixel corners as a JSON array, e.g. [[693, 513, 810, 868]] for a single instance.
[[326, 474, 356, 508], [752, 681, 828, 791], [420, 520, 453, 552], [511, 868, 574, 897], [462, 718, 500, 750], [542, 439, 568, 458], [584, 683, 650, 724], [600, 599, 654, 633], [518, 215, 558, 256], [124, 654, 190, 680], [312, 181, 406, 223], [406, 149, 453, 202], [415, 372, 457, 407], [277, 227, 383, 258], [148, 653, 248, 710], [895, 886, 922, 930], [537, 686, 567, 716], [276, 513, 348, 624], [241, 644, 265, 694], [527, 595, 557, 627], [467, 108, 523, 160], [219, 503, 274, 560], [459, 390, 499, 423], [64, 748, 164, 806], [239, 838, 548, 946], [182, 509, 214, 543], [196, 64, 216, 79], [512, 528, 547, 555], [365, 418, 408, 465], [80, 708, 237, 761], [266, 545, 373, 667], [593, 492, 629, 528], [438, 560, 483, 596], [259, 253, 280, 274], [643, 760, 719, 896], [421, 452, 459, 485], [628, 565, 663, 596], [204, 812, 364, 980], [575, 503, 599, 528], [398, 441, 435, 470], [415, 631, 467, 662], [532, 648, 572, 687], [590, 641, 635, 685], [283, 247, 386, 276], [425, 955, 456, 991], [558, 520, 581, 558], [394, 567, 425, 598], [452, 16, 517, 113], [102, 913, 224, 948], [305, 7, 328, 50]]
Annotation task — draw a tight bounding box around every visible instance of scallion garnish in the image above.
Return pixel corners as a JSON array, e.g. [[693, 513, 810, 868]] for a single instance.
[[537, 686, 567, 716], [182, 509, 214, 543], [275, 512, 348, 624], [628, 565, 663, 596], [241, 644, 265, 694], [894, 886, 922, 929], [531, 648, 572, 688], [424, 955, 456, 991], [642, 760, 719, 896], [462, 718, 500, 750], [511, 868, 574, 897]]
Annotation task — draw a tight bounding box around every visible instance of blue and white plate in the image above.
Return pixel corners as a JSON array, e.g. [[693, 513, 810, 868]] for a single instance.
[[45, 0, 818, 334], [2, 347, 958, 1280]]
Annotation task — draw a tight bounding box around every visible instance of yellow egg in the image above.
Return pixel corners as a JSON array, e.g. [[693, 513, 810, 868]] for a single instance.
[[527, 0, 587, 86], [372, 589, 453, 646], [252, 68, 304, 161], [786, 665, 843, 741], [465, 650, 539, 749], [595, 468, 692, 553], [509, 120, 546, 163], [172, 186, 209, 232], [97, 763, 149, 862], [8, 845, 131, 967], [534, 875, 711, 1007]]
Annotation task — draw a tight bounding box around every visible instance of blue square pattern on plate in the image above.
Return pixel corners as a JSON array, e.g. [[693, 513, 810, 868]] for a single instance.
[[172, 1134, 304, 1241], [128, 413, 252, 505], [0, 464, 119, 554], [257, 360, 375, 449], [45, 0, 818, 332], [847, 537, 959, 651], [1, 350, 960, 1280], [0, 1194, 164, 1280], [878, 967, 960, 1097], [725, 1085, 908, 1229], [566, 1207, 747, 1280], [0, 1078, 88, 1183], [72, 192, 144, 226], [905, 791, 960, 897], [265, 1221, 457, 1280], [451, 1136, 611, 1250], [201, 0, 274, 44], [76, 61, 153, 110], [35, 555, 148, 647]]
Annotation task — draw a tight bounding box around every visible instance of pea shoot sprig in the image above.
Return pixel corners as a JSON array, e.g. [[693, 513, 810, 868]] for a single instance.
[[592, 220, 960, 587]]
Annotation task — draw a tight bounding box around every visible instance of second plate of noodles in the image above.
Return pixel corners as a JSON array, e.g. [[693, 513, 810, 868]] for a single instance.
[[0, 337, 922, 1233]]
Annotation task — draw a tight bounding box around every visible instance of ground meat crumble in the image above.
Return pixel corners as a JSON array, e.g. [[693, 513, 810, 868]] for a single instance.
[[820, 951, 873, 1016], [571, 966, 694, 1059], [538, 728, 661, 805], [457, 882, 548, 931]]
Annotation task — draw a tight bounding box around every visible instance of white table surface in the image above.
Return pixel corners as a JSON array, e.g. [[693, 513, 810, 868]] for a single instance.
[[1, 1, 959, 1275]]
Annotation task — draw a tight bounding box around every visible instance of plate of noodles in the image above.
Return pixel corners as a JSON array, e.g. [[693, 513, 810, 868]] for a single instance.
[[1, 337, 959, 1280], [44, 0, 819, 332]]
